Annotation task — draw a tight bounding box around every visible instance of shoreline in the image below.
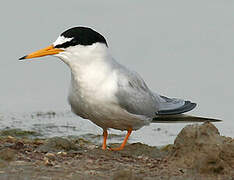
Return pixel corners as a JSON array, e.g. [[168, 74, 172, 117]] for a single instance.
[[0, 122, 233, 179]]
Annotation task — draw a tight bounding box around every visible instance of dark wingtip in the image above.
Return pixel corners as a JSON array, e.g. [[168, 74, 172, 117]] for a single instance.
[[156, 101, 197, 115], [19, 55, 27, 60]]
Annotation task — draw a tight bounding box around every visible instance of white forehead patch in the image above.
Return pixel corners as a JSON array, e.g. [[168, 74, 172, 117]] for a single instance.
[[53, 36, 73, 47]]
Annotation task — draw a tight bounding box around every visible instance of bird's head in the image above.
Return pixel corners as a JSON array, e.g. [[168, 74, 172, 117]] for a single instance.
[[19, 27, 108, 63]]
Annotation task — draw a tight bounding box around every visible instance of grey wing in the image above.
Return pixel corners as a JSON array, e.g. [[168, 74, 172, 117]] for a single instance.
[[113, 61, 196, 117], [115, 68, 159, 118], [154, 94, 197, 115]]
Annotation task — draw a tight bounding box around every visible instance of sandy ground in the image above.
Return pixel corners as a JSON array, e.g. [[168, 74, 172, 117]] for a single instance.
[[0, 122, 233, 180]]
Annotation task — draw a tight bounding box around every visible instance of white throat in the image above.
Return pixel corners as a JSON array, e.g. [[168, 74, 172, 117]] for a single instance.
[[54, 43, 109, 68], [54, 43, 114, 91]]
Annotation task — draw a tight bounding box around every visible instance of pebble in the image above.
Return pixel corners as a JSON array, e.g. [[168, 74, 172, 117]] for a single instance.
[[43, 157, 54, 166], [45, 152, 56, 160], [57, 151, 67, 156]]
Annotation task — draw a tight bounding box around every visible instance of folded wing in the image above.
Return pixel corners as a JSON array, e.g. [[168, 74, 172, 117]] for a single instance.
[[114, 63, 197, 118], [155, 95, 197, 115]]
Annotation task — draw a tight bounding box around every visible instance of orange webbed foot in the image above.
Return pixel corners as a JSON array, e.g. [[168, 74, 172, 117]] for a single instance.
[[107, 129, 132, 151]]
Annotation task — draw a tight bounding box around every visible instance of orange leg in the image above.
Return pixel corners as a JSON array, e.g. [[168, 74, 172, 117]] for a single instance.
[[102, 130, 108, 150], [110, 128, 132, 151]]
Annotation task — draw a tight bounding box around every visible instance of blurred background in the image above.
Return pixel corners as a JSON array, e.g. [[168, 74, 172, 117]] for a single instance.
[[0, 0, 233, 146]]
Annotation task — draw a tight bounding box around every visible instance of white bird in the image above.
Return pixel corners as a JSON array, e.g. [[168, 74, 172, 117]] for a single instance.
[[19, 27, 221, 150]]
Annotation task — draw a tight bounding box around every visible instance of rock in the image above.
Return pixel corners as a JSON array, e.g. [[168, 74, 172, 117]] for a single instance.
[[43, 157, 54, 166], [220, 138, 234, 167], [13, 141, 24, 150], [174, 121, 222, 150], [37, 137, 79, 153], [45, 153, 56, 160], [57, 151, 67, 156], [194, 151, 226, 174], [169, 122, 234, 174]]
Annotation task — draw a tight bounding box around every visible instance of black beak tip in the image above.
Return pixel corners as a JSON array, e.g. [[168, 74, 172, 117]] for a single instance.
[[19, 55, 27, 60]]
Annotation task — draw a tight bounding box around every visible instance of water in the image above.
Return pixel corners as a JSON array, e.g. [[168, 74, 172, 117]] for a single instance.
[[1, 110, 227, 146], [0, 0, 233, 146]]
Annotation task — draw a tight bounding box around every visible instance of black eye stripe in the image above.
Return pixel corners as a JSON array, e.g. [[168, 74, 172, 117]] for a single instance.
[[54, 40, 77, 49], [54, 27, 108, 48]]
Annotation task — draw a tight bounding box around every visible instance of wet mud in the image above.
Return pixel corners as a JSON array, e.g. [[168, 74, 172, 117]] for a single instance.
[[0, 122, 233, 180]]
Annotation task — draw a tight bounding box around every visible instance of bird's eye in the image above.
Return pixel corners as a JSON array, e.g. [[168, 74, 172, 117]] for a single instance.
[[71, 39, 78, 44]]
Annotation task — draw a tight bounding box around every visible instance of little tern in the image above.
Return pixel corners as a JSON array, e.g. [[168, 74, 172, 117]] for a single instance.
[[19, 27, 221, 150]]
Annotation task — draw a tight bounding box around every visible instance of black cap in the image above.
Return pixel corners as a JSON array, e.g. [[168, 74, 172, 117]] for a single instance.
[[54, 27, 108, 49]]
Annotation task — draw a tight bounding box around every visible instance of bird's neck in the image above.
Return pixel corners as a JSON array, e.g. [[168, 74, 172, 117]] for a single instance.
[[56, 43, 114, 89], [57, 43, 109, 66]]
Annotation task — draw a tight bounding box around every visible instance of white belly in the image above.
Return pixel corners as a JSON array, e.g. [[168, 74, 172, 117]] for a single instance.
[[69, 92, 150, 130], [65, 56, 151, 130], [68, 70, 150, 131]]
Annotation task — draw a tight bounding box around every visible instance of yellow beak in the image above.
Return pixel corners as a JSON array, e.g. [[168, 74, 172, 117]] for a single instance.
[[19, 45, 64, 60]]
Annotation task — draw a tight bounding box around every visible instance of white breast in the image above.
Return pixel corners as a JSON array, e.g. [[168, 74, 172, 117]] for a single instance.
[[68, 61, 150, 130], [56, 43, 150, 130], [67, 53, 119, 121], [71, 59, 118, 104]]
